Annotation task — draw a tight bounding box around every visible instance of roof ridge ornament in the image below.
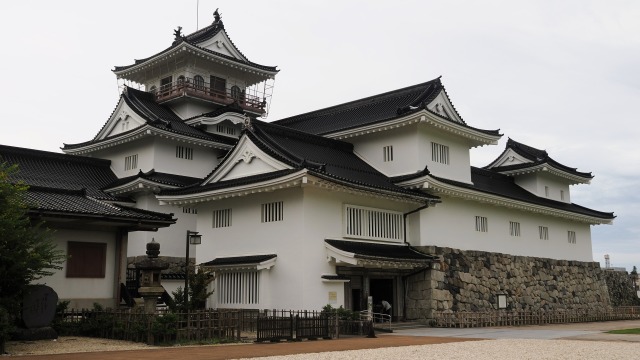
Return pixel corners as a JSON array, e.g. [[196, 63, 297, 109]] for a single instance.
[[242, 117, 253, 132], [173, 26, 184, 45], [213, 8, 224, 28]]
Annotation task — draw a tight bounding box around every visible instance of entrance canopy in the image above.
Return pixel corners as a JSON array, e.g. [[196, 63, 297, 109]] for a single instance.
[[325, 239, 437, 270], [201, 254, 277, 271]]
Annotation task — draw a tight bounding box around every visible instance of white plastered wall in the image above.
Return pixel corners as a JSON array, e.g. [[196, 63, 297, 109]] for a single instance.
[[417, 125, 473, 183], [194, 186, 417, 310], [514, 172, 572, 203], [350, 125, 419, 177], [415, 196, 593, 261], [151, 138, 223, 179], [128, 193, 197, 258], [92, 139, 155, 178], [42, 229, 119, 308]]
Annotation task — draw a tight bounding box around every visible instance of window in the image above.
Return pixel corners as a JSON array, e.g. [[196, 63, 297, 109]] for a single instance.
[[509, 221, 521, 237], [475, 216, 488, 232], [124, 154, 138, 171], [177, 75, 185, 87], [383, 146, 393, 162], [545, 186, 549, 197], [261, 201, 283, 223], [344, 205, 403, 241], [216, 125, 236, 135], [66, 242, 106, 278], [210, 76, 226, 95], [182, 207, 198, 214], [217, 271, 260, 305], [176, 146, 193, 160], [213, 208, 232, 228], [560, 190, 565, 201], [567, 231, 576, 244], [539, 226, 549, 240], [431, 142, 450, 164], [194, 75, 205, 91], [230, 85, 243, 100], [160, 76, 172, 93]]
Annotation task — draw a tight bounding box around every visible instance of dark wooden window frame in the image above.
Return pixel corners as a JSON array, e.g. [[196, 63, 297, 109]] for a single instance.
[[66, 241, 107, 278]]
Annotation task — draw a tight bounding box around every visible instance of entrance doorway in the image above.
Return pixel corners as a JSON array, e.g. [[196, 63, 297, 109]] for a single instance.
[[370, 278, 393, 314]]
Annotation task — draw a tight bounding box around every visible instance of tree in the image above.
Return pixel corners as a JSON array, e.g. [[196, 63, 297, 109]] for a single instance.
[[631, 266, 638, 291], [170, 268, 214, 312], [0, 162, 66, 352]]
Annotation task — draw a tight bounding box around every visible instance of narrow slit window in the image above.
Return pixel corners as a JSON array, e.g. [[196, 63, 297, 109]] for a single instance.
[[509, 221, 520, 237], [383, 146, 393, 162], [176, 146, 193, 160], [567, 230, 576, 244]]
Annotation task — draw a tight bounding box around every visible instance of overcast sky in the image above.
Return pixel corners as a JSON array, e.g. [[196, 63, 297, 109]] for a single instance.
[[1, 1, 637, 270]]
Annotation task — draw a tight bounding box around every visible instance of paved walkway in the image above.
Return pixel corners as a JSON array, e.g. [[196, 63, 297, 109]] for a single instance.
[[12, 319, 640, 359], [393, 319, 640, 342]]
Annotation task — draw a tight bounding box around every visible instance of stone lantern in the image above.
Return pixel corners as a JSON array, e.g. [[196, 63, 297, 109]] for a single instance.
[[135, 239, 169, 314]]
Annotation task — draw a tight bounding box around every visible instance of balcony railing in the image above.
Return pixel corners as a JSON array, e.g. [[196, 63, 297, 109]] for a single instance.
[[153, 77, 266, 114]]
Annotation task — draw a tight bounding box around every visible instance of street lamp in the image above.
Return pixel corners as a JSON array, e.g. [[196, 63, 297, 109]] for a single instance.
[[184, 230, 202, 313]]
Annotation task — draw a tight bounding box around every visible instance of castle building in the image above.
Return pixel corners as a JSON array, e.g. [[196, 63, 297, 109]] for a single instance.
[[8, 10, 614, 315]]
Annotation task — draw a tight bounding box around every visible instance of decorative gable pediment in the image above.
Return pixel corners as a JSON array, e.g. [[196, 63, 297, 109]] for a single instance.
[[197, 30, 248, 61], [427, 90, 463, 124], [486, 149, 532, 168], [95, 99, 147, 140], [204, 135, 291, 184]]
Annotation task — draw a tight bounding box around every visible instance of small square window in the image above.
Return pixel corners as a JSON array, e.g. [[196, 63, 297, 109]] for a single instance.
[[261, 201, 283, 223], [539, 226, 549, 240], [475, 216, 488, 232], [213, 208, 232, 228], [431, 142, 450, 164], [67, 242, 106, 278]]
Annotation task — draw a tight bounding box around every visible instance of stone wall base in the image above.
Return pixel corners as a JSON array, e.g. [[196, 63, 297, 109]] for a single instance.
[[406, 246, 613, 320]]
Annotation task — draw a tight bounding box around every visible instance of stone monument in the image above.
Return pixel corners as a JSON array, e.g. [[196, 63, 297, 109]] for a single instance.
[[13, 285, 59, 340]]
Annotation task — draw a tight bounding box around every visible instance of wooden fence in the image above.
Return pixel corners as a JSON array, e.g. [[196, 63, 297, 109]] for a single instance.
[[55, 308, 240, 344], [433, 307, 640, 328]]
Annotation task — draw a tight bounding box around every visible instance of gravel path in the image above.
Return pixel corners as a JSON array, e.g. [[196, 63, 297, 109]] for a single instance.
[[234, 339, 640, 360], [5, 337, 151, 356]]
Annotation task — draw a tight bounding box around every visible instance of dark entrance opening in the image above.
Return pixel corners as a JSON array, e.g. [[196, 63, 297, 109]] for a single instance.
[[351, 289, 362, 312], [370, 278, 393, 314]]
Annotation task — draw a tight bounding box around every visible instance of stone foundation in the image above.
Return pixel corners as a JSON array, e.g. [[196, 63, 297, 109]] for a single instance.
[[406, 246, 612, 320], [603, 270, 640, 306]]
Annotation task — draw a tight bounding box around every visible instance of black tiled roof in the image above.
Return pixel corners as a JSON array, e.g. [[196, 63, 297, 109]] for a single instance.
[[24, 187, 173, 222], [201, 254, 277, 267], [113, 22, 277, 73], [273, 79, 500, 136], [164, 121, 438, 202], [104, 169, 202, 190], [487, 139, 593, 179], [63, 87, 237, 150], [1, 145, 123, 201], [246, 121, 438, 200], [0, 144, 175, 225], [432, 167, 614, 220], [325, 240, 437, 262]]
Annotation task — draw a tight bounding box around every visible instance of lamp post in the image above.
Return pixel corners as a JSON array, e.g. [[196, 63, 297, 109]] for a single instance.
[[184, 230, 202, 313]]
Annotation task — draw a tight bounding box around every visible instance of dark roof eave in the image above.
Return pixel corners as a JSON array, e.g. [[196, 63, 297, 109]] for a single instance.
[[28, 209, 176, 228]]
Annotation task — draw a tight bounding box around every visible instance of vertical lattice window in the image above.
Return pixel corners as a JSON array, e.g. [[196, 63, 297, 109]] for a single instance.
[[176, 146, 193, 160], [261, 201, 283, 223], [217, 271, 260, 305], [431, 142, 450, 164], [213, 208, 232, 228], [124, 154, 138, 171], [539, 226, 549, 240], [383, 146, 393, 162], [344, 205, 403, 241], [182, 207, 198, 214], [567, 230, 576, 244], [509, 221, 521, 237], [475, 216, 488, 232]]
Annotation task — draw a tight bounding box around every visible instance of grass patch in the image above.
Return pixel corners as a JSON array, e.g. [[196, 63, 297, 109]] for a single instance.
[[607, 328, 640, 335]]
